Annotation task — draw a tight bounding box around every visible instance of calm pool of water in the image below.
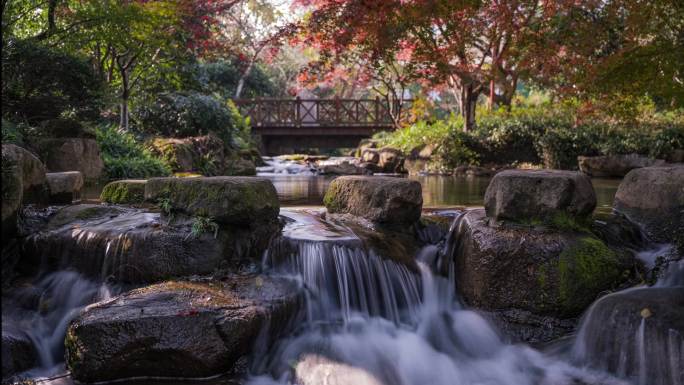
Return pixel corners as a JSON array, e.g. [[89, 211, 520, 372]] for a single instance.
[[261, 174, 621, 210], [83, 175, 621, 210]]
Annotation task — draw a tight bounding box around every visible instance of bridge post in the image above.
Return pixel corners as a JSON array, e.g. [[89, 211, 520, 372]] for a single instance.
[[295, 96, 301, 127], [374, 96, 380, 125]]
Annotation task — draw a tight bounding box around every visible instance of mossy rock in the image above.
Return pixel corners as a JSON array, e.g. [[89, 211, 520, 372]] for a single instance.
[[453, 209, 632, 318], [144, 176, 279, 225], [100, 179, 147, 204], [555, 237, 621, 315]]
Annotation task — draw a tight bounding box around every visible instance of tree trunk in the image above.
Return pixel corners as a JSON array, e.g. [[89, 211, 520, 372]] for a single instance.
[[460, 84, 478, 132], [119, 70, 130, 130], [235, 60, 255, 98]]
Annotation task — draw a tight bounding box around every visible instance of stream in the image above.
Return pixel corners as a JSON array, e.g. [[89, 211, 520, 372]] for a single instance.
[[4, 160, 681, 385]]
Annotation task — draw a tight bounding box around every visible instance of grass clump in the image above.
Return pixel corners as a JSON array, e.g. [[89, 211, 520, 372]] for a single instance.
[[96, 125, 171, 179]]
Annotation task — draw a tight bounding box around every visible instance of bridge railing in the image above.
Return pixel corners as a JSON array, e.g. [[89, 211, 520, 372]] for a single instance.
[[232, 97, 401, 128]]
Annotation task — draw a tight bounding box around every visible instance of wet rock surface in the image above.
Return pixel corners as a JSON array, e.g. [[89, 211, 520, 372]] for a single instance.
[[578, 153, 666, 177], [145, 176, 279, 226], [1, 327, 37, 379], [65, 275, 302, 383], [614, 165, 684, 243], [46, 171, 83, 204], [22, 204, 277, 283], [484, 169, 596, 222], [451, 209, 632, 318], [100, 179, 147, 204], [573, 286, 684, 385], [324, 176, 423, 227], [482, 308, 577, 345]]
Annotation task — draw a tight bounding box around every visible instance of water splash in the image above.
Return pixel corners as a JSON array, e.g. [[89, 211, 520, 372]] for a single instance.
[[3, 270, 115, 379], [250, 209, 629, 385]]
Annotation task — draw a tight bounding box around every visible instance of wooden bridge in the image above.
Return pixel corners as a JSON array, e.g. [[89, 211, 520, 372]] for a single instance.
[[233, 98, 399, 154]]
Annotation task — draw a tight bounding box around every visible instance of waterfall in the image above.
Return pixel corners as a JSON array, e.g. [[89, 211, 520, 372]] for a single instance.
[[250, 210, 628, 385], [571, 259, 684, 385], [3, 270, 115, 379]]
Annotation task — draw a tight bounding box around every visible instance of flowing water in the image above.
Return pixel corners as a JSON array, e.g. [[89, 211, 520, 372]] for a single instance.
[[5, 165, 665, 385], [2, 271, 116, 379], [247, 209, 631, 385]]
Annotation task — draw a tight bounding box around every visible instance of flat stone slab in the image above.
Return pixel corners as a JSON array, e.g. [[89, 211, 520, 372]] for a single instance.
[[100, 179, 146, 204], [46, 171, 83, 204], [144, 176, 279, 225], [484, 169, 596, 222], [614, 165, 684, 243], [323, 176, 422, 226], [66, 276, 302, 382]]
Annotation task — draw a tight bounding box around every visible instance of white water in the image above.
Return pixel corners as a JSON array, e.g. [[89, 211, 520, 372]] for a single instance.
[[2, 271, 115, 379], [257, 157, 317, 175], [249, 210, 629, 385]]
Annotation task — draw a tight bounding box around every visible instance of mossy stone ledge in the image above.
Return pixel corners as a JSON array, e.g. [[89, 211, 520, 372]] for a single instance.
[[100, 179, 147, 204], [144, 176, 279, 225]]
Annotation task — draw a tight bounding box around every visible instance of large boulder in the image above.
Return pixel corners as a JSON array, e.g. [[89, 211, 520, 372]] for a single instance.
[[1, 327, 37, 379], [572, 287, 684, 385], [2, 144, 47, 203], [360, 148, 380, 164], [1, 149, 23, 240], [323, 176, 422, 227], [484, 169, 596, 223], [46, 171, 83, 204], [450, 209, 631, 318], [66, 276, 302, 383], [100, 179, 147, 204], [144, 176, 279, 225], [149, 137, 196, 172], [22, 204, 277, 282], [33, 138, 104, 181], [578, 153, 666, 177], [614, 165, 684, 243], [377, 147, 405, 173], [223, 158, 257, 176]]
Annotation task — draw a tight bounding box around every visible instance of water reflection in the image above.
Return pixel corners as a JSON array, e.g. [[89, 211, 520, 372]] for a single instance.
[[260, 175, 621, 209]]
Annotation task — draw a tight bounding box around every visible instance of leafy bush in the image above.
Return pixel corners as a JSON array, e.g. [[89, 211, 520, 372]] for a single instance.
[[1, 118, 24, 144], [96, 125, 171, 179], [134, 93, 253, 151], [649, 126, 684, 159], [192, 59, 275, 99], [1, 39, 103, 124]]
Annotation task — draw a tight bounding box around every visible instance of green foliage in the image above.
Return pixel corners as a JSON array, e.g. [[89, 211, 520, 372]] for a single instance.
[[188, 215, 219, 239], [378, 104, 684, 170], [192, 59, 275, 99], [1, 39, 103, 124], [1, 118, 24, 144], [96, 125, 171, 179], [134, 92, 247, 141]]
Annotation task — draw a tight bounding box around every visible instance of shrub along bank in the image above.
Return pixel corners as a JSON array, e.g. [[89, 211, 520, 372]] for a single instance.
[[375, 106, 684, 170]]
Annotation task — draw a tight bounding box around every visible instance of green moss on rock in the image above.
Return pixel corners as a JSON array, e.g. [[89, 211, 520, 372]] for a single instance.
[[100, 180, 147, 204], [557, 236, 621, 315]]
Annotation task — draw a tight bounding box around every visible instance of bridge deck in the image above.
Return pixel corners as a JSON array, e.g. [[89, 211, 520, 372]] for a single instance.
[[233, 98, 398, 130]]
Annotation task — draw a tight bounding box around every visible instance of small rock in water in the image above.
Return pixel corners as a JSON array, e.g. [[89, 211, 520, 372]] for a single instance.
[[640, 307, 652, 318]]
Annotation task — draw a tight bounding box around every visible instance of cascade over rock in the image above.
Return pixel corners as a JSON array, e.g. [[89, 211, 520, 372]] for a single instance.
[[65, 276, 303, 383], [573, 284, 684, 385], [22, 204, 277, 283]]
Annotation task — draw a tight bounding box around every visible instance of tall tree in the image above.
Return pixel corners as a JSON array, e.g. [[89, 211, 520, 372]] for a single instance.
[[294, 0, 587, 131]]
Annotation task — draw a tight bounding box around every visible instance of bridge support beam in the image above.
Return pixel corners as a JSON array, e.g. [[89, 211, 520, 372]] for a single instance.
[[261, 135, 367, 155]]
